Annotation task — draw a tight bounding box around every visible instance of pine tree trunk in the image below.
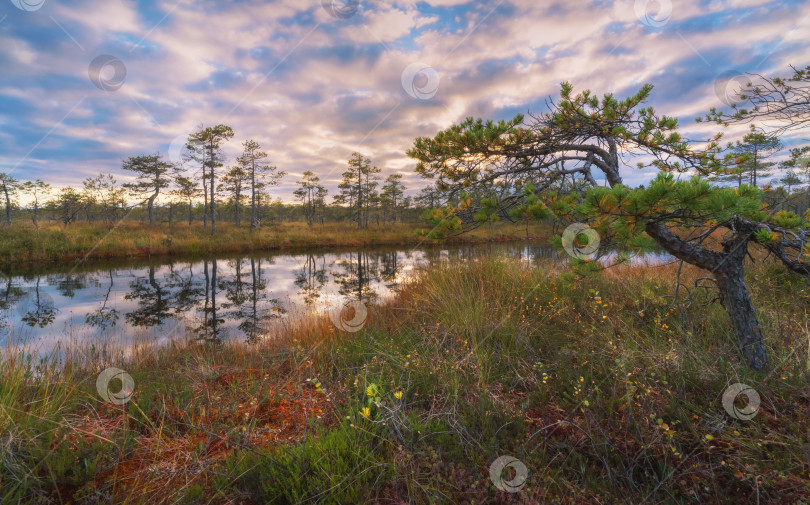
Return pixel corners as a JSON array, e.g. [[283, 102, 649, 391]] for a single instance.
[[210, 167, 216, 236], [250, 165, 257, 233], [715, 265, 767, 370], [645, 220, 767, 370], [148, 191, 158, 226], [357, 175, 362, 230], [203, 168, 208, 230], [3, 187, 10, 225]]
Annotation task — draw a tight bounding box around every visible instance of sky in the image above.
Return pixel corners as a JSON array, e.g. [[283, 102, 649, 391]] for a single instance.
[[1, 0, 808, 202]]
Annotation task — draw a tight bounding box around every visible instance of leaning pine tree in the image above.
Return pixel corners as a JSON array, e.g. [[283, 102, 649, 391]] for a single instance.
[[121, 154, 176, 225], [408, 81, 810, 370]]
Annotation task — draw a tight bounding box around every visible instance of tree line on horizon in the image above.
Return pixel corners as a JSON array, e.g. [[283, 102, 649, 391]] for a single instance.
[[0, 121, 807, 235], [0, 126, 437, 233]]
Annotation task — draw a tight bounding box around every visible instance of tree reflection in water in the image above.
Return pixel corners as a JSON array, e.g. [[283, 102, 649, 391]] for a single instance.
[[18, 276, 57, 328], [221, 258, 283, 344], [332, 251, 380, 304], [86, 270, 119, 331], [0, 244, 594, 350], [125, 265, 172, 327], [294, 254, 327, 306]]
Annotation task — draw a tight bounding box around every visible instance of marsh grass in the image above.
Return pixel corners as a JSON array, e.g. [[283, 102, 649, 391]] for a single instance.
[[0, 221, 544, 271], [2, 254, 809, 503]]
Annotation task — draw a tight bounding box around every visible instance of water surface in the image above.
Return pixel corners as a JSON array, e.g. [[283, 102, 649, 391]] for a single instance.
[[0, 242, 671, 354]]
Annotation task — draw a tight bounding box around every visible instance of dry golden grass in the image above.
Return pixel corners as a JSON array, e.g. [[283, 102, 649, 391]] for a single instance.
[[0, 220, 549, 270]]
